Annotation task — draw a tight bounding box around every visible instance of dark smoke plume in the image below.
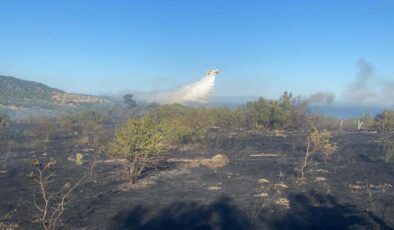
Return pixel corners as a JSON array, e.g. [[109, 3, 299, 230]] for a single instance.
[[343, 58, 375, 103]]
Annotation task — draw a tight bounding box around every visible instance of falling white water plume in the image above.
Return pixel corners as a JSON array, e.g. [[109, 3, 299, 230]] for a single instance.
[[138, 69, 219, 105]]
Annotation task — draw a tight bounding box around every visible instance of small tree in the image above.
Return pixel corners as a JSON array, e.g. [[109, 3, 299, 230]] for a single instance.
[[31, 159, 84, 230], [89, 131, 109, 183], [123, 94, 137, 109], [374, 110, 394, 132], [110, 118, 161, 184], [0, 112, 10, 133], [300, 125, 337, 179], [0, 113, 10, 154]]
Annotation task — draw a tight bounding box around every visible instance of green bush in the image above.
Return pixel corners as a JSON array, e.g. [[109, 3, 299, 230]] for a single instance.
[[236, 92, 302, 130], [110, 117, 162, 183], [147, 105, 214, 145], [374, 110, 394, 132]]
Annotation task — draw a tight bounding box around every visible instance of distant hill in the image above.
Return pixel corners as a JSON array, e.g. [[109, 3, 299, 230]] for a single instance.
[[0, 75, 110, 113], [0, 75, 65, 106]]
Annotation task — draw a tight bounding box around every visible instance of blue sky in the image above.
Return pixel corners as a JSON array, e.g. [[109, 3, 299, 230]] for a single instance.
[[1, 0, 393, 101]]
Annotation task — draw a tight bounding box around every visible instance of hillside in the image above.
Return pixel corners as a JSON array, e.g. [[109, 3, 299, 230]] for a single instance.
[[0, 75, 109, 112]]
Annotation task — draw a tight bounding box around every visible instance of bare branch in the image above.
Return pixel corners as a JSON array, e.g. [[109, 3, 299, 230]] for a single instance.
[[31, 159, 85, 230]]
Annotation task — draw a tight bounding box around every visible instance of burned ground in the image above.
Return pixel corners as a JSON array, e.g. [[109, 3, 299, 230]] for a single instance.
[[1, 132, 393, 229]]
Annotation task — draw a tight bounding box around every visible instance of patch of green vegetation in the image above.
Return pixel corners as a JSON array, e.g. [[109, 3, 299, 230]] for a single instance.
[[375, 110, 394, 132], [110, 117, 162, 183], [143, 92, 308, 145], [0, 75, 64, 107]]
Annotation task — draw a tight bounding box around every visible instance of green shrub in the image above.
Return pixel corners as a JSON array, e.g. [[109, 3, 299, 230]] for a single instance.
[[374, 110, 394, 132], [147, 105, 213, 145], [110, 117, 162, 183]]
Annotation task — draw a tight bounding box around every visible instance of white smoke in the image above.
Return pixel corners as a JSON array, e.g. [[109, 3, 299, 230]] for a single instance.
[[137, 69, 218, 105]]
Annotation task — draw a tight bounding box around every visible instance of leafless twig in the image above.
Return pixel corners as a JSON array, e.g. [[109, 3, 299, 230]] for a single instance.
[[32, 159, 85, 230]]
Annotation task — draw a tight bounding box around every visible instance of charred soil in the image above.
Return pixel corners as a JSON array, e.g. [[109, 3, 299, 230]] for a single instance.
[[1, 132, 393, 229]]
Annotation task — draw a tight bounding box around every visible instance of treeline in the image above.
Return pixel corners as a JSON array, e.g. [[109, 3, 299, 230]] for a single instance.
[[1, 92, 394, 151], [140, 92, 306, 145], [142, 92, 394, 145]]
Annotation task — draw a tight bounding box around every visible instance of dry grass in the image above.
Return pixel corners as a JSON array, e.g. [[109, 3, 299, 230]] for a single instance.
[[168, 154, 230, 170], [258, 178, 270, 184], [207, 186, 222, 191], [274, 183, 289, 189], [253, 192, 269, 198], [200, 154, 229, 169], [314, 177, 327, 182]]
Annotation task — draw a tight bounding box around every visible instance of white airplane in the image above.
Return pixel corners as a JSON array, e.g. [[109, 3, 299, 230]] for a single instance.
[[207, 69, 220, 76]]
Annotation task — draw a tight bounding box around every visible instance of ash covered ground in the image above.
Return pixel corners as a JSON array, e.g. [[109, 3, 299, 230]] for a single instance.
[[1, 131, 393, 229]]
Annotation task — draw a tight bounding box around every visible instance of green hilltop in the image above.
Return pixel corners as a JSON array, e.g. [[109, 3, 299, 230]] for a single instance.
[[0, 75, 65, 108], [0, 75, 111, 116]]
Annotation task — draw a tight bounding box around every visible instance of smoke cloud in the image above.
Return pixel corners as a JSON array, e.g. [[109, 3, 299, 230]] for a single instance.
[[381, 81, 394, 104], [343, 58, 376, 103], [342, 58, 394, 105], [305, 92, 335, 105], [136, 70, 218, 105]]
